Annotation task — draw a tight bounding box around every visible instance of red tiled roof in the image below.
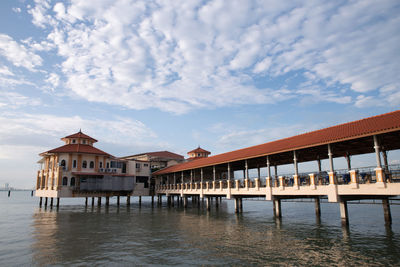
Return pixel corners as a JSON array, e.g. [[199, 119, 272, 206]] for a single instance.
[[42, 144, 111, 156], [154, 110, 400, 175], [63, 131, 98, 142], [188, 147, 211, 154], [123, 151, 184, 160]]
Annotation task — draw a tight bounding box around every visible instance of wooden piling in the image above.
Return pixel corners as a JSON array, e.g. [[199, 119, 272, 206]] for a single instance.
[[39, 197, 43, 207], [97, 197, 102, 206], [126, 196, 130, 205], [50, 197, 53, 207], [315, 197, 321, 218], [56, 197, 60, 208], [44, 197, 48, 207], [273, 198, 281, 218]]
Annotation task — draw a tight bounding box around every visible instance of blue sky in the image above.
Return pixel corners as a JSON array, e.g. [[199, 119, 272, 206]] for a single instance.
[[0, 0, 399, 188]]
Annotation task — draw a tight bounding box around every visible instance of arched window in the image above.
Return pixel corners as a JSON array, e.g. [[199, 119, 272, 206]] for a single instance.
[[73, 160, 77, 168], [99, 162, 103, 168], [106, 162, 110, 169], [62, 177, 68, 186], [70, 177, 75, 186], [82, 160, 87, 168], [60, 160, 66, 167], [89, 161, 94, 168]]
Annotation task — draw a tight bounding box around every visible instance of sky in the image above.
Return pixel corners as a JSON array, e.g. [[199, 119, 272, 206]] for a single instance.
[[0, 0, 399, 188]]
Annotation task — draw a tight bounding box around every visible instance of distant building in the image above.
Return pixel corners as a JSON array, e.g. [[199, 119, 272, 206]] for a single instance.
[[121, 151, 185, 172], [187, 146, 211, 160], [35, 131, 151, 201]]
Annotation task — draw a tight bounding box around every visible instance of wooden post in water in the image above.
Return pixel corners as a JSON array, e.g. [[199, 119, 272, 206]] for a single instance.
[[50, 197, 53, 207], [39, 197, 43, 207], [91, 197, 95, 207], [117, 196, 120, 206], [239, 198, 243, 213], [97, 197, 101, 206], [31, 190, 34, 197], [206, 197, 210, 211], [85, 197, 88, 206], [44, 197, 48, 207], [8, 190, 10, 197], [105, 196, 110, 206], [273, 198, 281, 218], [139, 196, 142, 206], [234, 198, 239, 213], [56, 197, 60, 208]]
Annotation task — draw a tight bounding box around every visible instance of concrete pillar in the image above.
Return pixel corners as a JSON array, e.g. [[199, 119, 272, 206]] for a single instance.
[[106, 196, 110, 206], [85, 197, 88, 206], [126, 196, 130, 206], [190, 170, 193, 184], [151, 195, 154, 206], [315, 197, 321, 218], [183, 196, 187, 208], [215, 197, 219, 208], [373, 135, 382, 168], [345, 153, 351, 170], [339, 200, 349, 226], [92, 197, 95, 206], [239, 198, 243, 213], [213, 166, 216, 182], [44, 197, 48, 207], [382, 150, 390, 182], [117, 196, 120, 206], [56, 197, 60, 208], [349, 170, 359, 189], [328, 144, 334, 173], [98, 197, 101, 206], [139, 196, 142, 206], [39, 197, 42, 207], [279, 176, 285, 190], [274, 198, 281, 218], [382, 198, 392, 225], [234, 198, 239, 213], [167, 195, 171, 206], [206, 197, 210, 211], [227, 163, 231, 181], [309, 173, 316, 189], [50, 197, 54, 207], [274, 165, 278, 187]]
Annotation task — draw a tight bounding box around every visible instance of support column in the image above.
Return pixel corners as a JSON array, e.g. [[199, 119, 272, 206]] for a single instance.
[[206, 197, 210, 211], [106, 196, 110, 206], [50, 198, 54, 207], [244, 160, 249, 190], [293, 151, 299, 189], [374, 135, 385, 187], [126, 196, 130, 206], [339, 200, 349, 226], [328, 144, 338, 202], [239, 198, 243, 213], [382, 150, 390, 182], [309, 173, 316, 190], [213, 166, 216, 182], [234, 198, 239, 214], [117, 196, 120, 206], [39, 197, 43, 207], [273, 198, 281, 218], [92, 197, 95, 206], [183, 196, 187, 208], [98, 197, 101, 206], [85, 197, 88, 206], [274, 165, 278, 187], [315, 197, 321, 218], [382, 198, 392, 225], [151, 195, 154, 206], [56, 197, 60, 208], [44, 197, 48, 207], [139, 196, 142, 206], [317, 157, 322, 185], [349, 170, 359, 189]]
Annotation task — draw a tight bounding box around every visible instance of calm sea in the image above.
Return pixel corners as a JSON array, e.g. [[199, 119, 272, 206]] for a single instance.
[[0, 191, 399, 266]]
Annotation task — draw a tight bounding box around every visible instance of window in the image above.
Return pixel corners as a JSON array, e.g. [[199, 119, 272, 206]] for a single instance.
[[197, 153, 201, 157], [82, 140, 86, 144], [82, 160, 87, 168], [72, 139, 76, 143], [106, 162, 110, 169], [60, 160, 66, 167], [89, 161, 94, 168], [99, 162, 103, 168], [144, 164, 148, 167], [73, 160, 77, 168], [70, 177, 75, 186], [136, 163, 141, 168], [62, 177, 68, 186]]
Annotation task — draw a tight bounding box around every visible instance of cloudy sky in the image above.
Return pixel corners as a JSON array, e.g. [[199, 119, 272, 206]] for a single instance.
[[0, 0, 399, 188]]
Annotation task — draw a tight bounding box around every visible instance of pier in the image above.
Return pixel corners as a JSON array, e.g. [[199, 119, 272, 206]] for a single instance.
[[153, 110, 400, 226]]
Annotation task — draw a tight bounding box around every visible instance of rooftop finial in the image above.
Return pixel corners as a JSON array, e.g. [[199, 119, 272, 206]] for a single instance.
[[79, 128, 82, 133]]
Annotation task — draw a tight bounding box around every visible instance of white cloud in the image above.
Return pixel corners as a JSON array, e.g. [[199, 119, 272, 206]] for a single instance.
[[0, 91, 42, 109], [0, 34, 43, 71], [12, 7, 21, 13], [26, 0, 399, 112]]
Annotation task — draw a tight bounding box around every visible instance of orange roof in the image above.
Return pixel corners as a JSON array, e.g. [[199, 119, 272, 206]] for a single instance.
[[62, 131, 98, 142], [154, 110, 400, 175], [42, 144, 111, 156], [188, 147, 211, 154], [122, 151, 184, 160]]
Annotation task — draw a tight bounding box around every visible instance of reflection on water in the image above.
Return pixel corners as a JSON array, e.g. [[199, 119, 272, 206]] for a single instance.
[[1, 192, 399, 266]]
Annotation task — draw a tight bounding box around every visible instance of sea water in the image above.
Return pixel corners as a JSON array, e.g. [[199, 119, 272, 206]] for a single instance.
[[0, 191, 399, 266]]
